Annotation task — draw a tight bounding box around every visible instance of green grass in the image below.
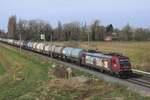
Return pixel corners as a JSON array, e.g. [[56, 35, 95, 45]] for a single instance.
[[0, 43, 150, 100], [0, 44, 52, 99], [0, 63, 5, 75]]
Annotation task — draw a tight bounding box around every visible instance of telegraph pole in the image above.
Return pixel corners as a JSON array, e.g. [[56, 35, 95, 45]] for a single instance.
[[88, 32, 90, 51], [44, 34, 46, 44], [19, 33, 22, 54], [51, 33, 53, 60], [50, 32, 55, 67]]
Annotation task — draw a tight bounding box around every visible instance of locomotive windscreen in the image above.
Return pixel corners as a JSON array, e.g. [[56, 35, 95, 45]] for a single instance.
[[119, 60, 131, 67]]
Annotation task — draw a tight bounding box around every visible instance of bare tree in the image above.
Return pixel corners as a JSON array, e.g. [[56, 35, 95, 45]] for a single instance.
[[122, 24, 133, 41], [91, 20, 100, 41], [63, 21, 81, 41]]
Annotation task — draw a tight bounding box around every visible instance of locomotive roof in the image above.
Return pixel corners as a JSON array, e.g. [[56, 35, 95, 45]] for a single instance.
[[84, 52, 112, 58]]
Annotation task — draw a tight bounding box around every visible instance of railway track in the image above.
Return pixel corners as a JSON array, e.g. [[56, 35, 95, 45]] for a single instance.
[[140, 74, 150, 81], [126, 77, 150, 89], [1, 42, 150, 95], [125, 70, 150, 89]]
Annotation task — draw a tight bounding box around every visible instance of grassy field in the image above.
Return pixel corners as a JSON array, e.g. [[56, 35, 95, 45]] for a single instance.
[[54, 41, 150, 72], [0, 63, 5, 75], [0, 43, 150, 99]]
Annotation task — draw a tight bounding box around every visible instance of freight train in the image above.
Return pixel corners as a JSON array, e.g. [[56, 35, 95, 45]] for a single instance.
[[0, 38, 133, 77]]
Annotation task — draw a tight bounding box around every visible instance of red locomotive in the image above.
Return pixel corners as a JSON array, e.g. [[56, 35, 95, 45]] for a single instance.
[[81, 52, 132, 77]]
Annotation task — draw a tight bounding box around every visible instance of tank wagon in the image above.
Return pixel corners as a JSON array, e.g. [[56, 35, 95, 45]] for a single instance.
[[0, 38, 132, 77], [43, 44, 52, 55], [53, 46, 65, 58], [32, 42, 38, 50], [62, 47, 85, 64], [35, 43, 45, 52]]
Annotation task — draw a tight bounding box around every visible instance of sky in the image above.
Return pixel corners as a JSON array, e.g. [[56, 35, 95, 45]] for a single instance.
[[0, 0, 150, 32]]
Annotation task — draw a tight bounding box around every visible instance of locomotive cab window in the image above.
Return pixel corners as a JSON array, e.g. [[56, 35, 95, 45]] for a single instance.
[[119, 60, 131, 67]]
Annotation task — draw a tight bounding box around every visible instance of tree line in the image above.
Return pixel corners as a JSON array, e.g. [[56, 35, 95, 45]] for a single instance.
[[2, 16, 150, 41]]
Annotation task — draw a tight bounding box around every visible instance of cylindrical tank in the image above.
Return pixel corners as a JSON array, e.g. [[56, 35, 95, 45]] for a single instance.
[[62, 47, 85, 59], [44, 44, 52, 52], [29, 42, 34, 48], [70, 48, 85, 59], [22, 41, 27, 47], [8, 39, 14, 44], [39, 43, 46, 51], [36, 43, 42, 51], [50, 45, 56, 53], [62, 47, 74, 57], [20, 41, 24, 46], [33, 42, 38, 49], [54, 46, 65, 55], [27, 42, 32, 48]]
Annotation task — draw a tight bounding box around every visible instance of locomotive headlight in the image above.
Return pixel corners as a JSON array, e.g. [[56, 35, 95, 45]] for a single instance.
[[114, 64, 117, 67]]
